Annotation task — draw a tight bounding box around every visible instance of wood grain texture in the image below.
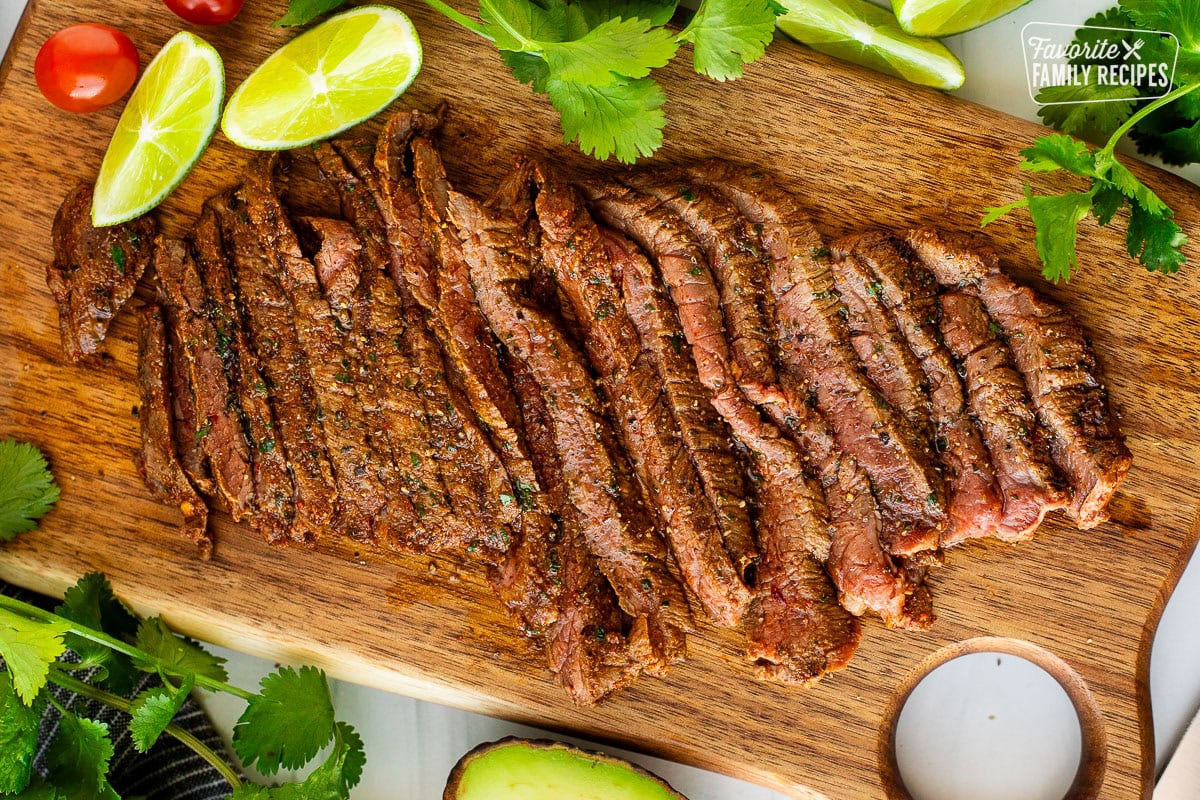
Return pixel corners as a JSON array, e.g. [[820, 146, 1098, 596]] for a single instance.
[[2, 1, 1198, 797]]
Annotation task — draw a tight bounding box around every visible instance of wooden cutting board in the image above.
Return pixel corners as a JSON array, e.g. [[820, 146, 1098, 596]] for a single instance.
[[2, 1, 1198, 797]]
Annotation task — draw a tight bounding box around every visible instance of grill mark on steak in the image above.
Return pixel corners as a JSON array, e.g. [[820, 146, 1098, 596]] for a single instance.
[[135, 303, 211, 558], [48, 182, 156, 362], [451, 168, 688, 672], [216, 187, 335, 543], [243, 157, 400, 543], [685, 165, 947, 556], [581, 179, 862, 684], [599, 228, 758, 581], [535, 169, 751, 627], [907, 227, 1132, 528], [509, 360, 642, 704], [939, 290, 1069, 538], [193, 199, 296, 544], [839, 232, 1004, 545], [155, 236, 255, 522], [164, 308, 214, 496]]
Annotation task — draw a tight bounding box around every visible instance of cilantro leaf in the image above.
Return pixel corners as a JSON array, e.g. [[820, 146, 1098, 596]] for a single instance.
[[228, 722, 364, 800], [502, 50, 551, 91], [0, 671, 41, 793], [1019, 133, 1099, 177], [1127, 202, 1188, 273], [677, 0, 780, 81], [480, 0, 568, 51], [273, 0, 348, 27], [546, 76, 667, 162], [1092, 184, 1127, 225], [46, 712, 119, 800], [578, 0, 680, 28], [129, 673, 194, 753], [132, 617, 228, 683], [233, 665, 336, 774], [1120, 0, 1199, 48], [0, 607, 69, 705], [56, 573, 140, 696], [1130, 105, 1200, 165], [1036, 82, 1139, 145], [7, 777, 62, 799], [0, 439, 60, 542], [1105, 158, 1170, 214], [1026, 188, 1095, 283], [542, 17, 679, 84]]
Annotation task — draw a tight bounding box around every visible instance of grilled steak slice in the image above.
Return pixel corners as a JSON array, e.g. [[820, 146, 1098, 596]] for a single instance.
[[48, 183, 156, 362], [193, 199, 295, 544], [510, 360, 641, 705], [839, 233, 1003, 545], [164, 309, 213, 496], [939, 290, 1069, 537], [155, 236, 255, 521], [451, 170, 689, 672], [600, 228, 757, 581], [243, 157, 400, 543], [135, 303, 210, 558], [685, 164, 947, 555], [583, 180, 860, 684], [216, 188, 336, 543], [536, 170, 751, 626], [315, 142, 514, 553], [907, 227, 1132, 527]]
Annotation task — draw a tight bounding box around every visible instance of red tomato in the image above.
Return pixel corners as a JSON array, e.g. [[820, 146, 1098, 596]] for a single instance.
[[163, 0, 245, 25], [34, 24, 139, 113]]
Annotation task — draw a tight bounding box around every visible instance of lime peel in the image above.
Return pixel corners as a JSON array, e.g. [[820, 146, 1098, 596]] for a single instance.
[[92, 31, 224, 227], [892, 0, 1033, 38], [221, 5, 423, 151]]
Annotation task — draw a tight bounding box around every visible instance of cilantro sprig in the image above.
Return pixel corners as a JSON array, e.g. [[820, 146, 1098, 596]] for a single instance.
[[277, 0, 782, 162], [989, 0, 1199, 282], [0, 574, 365, 797], [0, 439, 60, 542]]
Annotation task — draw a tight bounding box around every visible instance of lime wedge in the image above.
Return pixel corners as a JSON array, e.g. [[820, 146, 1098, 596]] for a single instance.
[[92, 32, 224, 227], [892, 0, 1031, 37], [222, 5, 422, 150], [777, 0, 965, 91]]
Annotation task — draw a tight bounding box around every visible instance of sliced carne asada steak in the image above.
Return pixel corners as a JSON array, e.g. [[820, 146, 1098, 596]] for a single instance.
[[135, 303, 211, 558], [243, 156, 401, 543], [839, 232, 1004, 545], [193, 199, 296, 545], [215, 187, 336, 544], [48, 182, 156, 362], [451, 168, 688, 672], [599, 227, 758, 582], [939, 290, 1070, 538], [685, 164, 947, 556], [907, 227, 1131, 527], [536, 168, 752, 627], [155, 236, 255, 522], [164, 309, 213, 496], [582, 179, 857, 683]]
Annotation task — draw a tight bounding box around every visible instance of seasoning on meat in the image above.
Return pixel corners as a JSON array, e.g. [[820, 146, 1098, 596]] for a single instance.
[[907, 227, 1132, 528], [135, 303, 211, 558], [48, 182, 156, 362]]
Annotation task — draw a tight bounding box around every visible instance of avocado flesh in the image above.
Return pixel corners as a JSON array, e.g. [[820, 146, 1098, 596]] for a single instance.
[[453, 741, 684, 800]]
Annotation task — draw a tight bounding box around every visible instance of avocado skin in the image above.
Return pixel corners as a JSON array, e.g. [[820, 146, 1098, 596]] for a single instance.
[[443, 736, 689, 800]]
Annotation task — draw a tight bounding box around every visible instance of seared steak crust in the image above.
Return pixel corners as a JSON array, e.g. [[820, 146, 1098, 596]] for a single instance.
[[193, 200, 295, 544], [135, 303, 210, 557], [939, 290, 1069, 538], [155, 236, 255, 522], [452, 171, 688, 672], [537, 170, 751, 627], [48, 183, 156, 362], [907, 227, 1132, 527]]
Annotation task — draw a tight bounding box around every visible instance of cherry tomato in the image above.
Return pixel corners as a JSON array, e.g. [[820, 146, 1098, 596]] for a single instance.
[[34, 24, 139, 113], [163, 0, 245, 25]]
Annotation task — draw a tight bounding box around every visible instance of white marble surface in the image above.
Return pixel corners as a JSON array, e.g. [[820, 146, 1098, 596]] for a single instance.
[[4, 0, 1199, 797]]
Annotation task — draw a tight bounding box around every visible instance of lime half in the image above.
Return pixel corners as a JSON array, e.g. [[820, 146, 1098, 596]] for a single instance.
[[892, 0, 1031, 37], [92, 32, 224, 227], [777, 0, 965, 91], [222, 5, 422, 150]]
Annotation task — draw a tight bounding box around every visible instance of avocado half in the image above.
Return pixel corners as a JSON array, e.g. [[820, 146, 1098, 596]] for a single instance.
[[443, 737, 689, 800]]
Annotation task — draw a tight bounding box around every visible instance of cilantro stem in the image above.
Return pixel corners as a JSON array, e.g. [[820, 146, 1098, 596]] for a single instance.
[[1103, 82, 1200, 155], [418, 0, 492, 41], [0, 594, 253, 700], [48, 669, 243, 790]]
